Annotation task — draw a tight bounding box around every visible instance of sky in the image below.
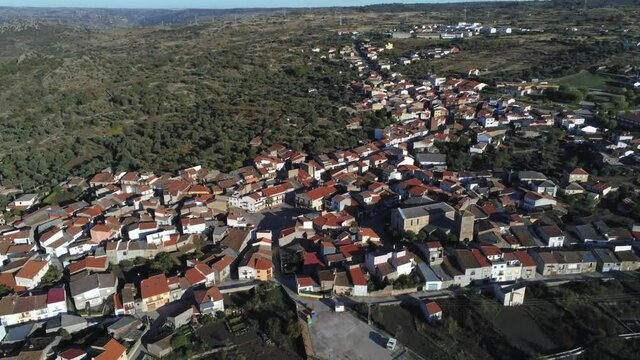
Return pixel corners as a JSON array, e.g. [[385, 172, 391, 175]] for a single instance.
[[2, 0, 468, 10]]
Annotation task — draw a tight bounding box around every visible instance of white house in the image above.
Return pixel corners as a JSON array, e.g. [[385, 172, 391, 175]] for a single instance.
[[420, 301, 443, 323], [69, 273, 117, 310], [15, 258, 50, 290], [495, 284, 526, 306]]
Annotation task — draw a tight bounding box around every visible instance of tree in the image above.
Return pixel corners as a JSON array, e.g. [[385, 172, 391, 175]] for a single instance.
[[151, 252, 175, 273], [40, 267, 63, 287], [171, 334, 188, 349], [0, 285, 11, 298]]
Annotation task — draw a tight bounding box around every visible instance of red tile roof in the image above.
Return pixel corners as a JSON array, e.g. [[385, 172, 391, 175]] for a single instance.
[[140, 274, 170, 300], [349, 267, 367, 286], [424, 301, 442, 315]]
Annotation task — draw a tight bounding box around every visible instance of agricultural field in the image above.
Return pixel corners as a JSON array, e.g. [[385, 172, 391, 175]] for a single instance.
[[360, 277, 640, 359]]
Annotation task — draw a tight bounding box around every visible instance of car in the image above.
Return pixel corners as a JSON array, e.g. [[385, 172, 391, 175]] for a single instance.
[[386, 337, 397, 351]]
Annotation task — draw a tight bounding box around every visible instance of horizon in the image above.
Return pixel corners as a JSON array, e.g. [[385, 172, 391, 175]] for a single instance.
[[1, 0, 495, 10]]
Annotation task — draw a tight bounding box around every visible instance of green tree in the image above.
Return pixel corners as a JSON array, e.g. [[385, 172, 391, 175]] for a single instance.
[[151, 252, 175, 273], [171, 334, 188, 349]]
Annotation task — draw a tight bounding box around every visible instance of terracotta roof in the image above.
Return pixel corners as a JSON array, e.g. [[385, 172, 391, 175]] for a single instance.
[[67, 256, 108, 275], [211, 255, 235, 272], [297, 276, 314, 287], [193, 286, 223, 304], [349, 267, 367, 286], [248, 253, 272, 270], [47, 287, 66, 304], [15, 258, 48, 281], [184, 268, 207, 286], [94, 339, 126, 360], [424, 301, 442, 315], [58, 348, 86, 360], [570, 168, 589, 175], [513, 251, 536, 267], [140, 274, 170, 300]]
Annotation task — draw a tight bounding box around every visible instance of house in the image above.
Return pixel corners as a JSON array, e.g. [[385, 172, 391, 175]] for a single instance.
[[210, 254, 235, 283], [238, 247, 273, 281], [69, 272, 117, 310], [184, 263, 216, 287], [453, 249, 492, 285], [0, 287, 67, 326], [616, 250, 640, 271], [536, 225, 565, 248], [349, 266, 368, 297], [295, 186, 337, 211], [494, 284, 526, 306], [92, 338, 128, 360], [6, 194, 38, 211], [57, 349, 87, 360], [523, 191, 557, 211], [67, 255, 109, 275], [416, 153, 447, 169], [296, 275, 316, 295], [420, 301, 443, 323], [592, 248, 621, 272], [193, 286, 224, 315], [565, 168, 589, 183], [15, 257, 50, 290], [140, 274, 171, 312]]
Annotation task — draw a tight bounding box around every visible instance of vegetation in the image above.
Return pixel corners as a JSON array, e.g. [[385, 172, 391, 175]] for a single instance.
[[228, 284, 304, 356]]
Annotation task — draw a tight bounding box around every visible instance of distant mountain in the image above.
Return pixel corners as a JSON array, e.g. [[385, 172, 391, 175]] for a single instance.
[[0, 7, 287, 28]]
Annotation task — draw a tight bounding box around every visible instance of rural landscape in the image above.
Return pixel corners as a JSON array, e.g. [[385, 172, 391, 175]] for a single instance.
[[0, 0, 639, 359]]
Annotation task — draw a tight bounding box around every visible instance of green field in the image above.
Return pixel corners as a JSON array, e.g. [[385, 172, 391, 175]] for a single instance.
[[556, 71, 615, 90]]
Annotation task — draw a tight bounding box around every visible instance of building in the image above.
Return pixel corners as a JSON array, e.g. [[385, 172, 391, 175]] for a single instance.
[[69, 273, 117, 310], [420, 301, 443, 323], [93, 338, 128, 360], [592, 248, 621, 272], [0, 287, 67, 326], [238, 244, 273, 281], [193, 287, 224, 315], [455, 209, 475, 241], [295, 186, 337, 211], [417, 262, 443, 291], [565, 168, 589, 183], [390, 202, 455, 234], [494, 284, 526, 306], [140, 274, 171, 312], [536, 225, 565, 248], [616, 112, 640, 129], [15, 258, 50, 290], [349, 266, 368, 297]]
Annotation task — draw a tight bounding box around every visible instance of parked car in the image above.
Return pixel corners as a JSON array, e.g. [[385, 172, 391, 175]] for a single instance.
[[386, 338, 397, 351]]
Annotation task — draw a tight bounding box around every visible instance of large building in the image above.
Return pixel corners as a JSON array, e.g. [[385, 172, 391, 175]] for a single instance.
[[390, 202, 455, 234]]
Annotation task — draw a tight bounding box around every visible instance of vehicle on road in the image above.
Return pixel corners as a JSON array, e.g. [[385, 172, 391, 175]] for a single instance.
[[386, 338, 397, 351]]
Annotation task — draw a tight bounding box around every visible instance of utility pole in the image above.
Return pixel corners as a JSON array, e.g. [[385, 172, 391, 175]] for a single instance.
[[583, 0, 587, 12], [464, 8, 467, 23], [367, 302, 372, 325], [340, 16, 343, 27], [194, 15, 198, 25]]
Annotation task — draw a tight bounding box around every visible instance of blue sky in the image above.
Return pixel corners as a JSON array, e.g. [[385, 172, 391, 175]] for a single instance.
[[3, 1, 466, 9]]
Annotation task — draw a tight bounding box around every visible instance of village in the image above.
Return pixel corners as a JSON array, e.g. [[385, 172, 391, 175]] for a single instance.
[[0, 22, 639, 360]]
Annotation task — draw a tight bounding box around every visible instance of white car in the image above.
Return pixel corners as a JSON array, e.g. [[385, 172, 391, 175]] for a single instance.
[[386, 338, 397, 351]]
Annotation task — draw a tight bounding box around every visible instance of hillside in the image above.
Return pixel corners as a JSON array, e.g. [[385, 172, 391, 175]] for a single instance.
[[0, 20, 362, 189]]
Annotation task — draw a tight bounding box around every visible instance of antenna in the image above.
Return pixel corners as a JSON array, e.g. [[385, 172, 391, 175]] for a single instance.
[[194, 15, 198, 26]]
